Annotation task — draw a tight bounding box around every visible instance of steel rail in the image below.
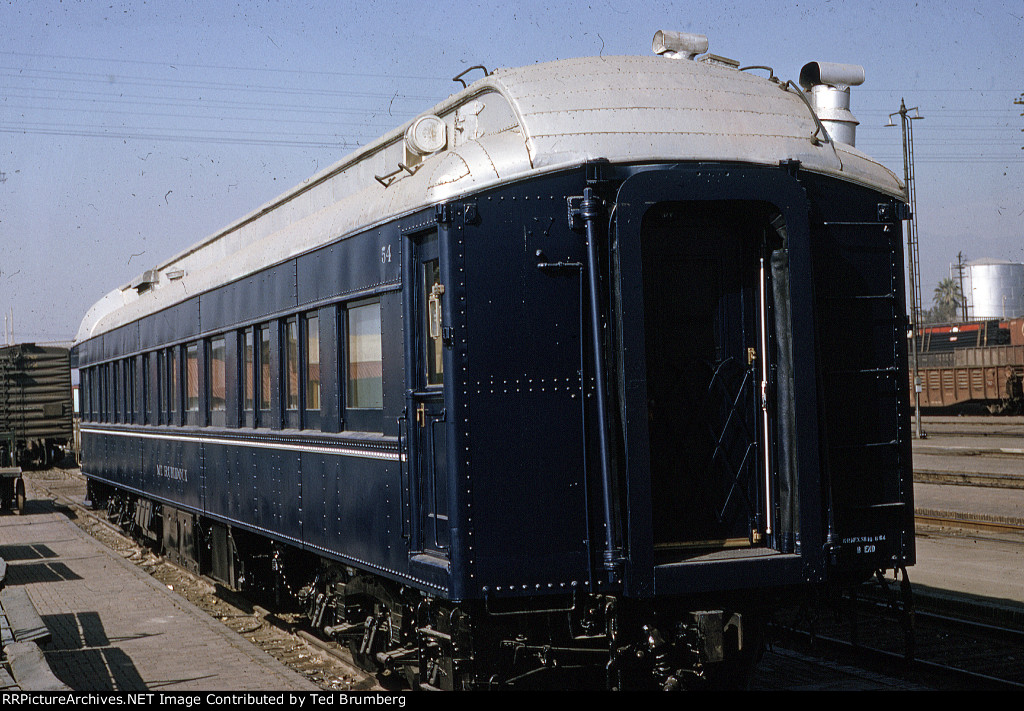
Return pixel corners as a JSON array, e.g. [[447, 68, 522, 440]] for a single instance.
[[914, 512, 1024, 535], [913, 468, 1024, 488], [770, 620, 1024, 691]]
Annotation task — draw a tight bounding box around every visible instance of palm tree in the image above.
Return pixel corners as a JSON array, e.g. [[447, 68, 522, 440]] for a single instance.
[[932, 278, 963, 322]]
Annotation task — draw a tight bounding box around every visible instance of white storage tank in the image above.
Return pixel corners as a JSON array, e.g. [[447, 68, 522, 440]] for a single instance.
[[961, 259, 1024, 320]]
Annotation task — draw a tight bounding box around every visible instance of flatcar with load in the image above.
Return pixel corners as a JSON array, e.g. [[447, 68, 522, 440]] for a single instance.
[[71, 32, 916, 689]]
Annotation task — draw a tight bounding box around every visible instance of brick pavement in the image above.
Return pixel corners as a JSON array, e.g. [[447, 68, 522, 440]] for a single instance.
[[0, 492, 319, 691]]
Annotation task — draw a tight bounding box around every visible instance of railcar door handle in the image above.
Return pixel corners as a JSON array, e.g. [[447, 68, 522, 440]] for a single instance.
[[416, 403, 426, 428], [429, 283, 445, 341]]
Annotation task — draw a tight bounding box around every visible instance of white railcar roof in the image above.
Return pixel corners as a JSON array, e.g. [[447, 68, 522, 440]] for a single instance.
[[75, 53, 904, 344]]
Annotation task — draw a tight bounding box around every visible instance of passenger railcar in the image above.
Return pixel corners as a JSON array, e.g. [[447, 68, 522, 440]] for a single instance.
[[72, 32, 916, 689]]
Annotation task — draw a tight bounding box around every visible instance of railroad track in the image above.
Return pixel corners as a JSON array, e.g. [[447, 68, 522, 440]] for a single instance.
[[915, 468, 1024, 489], [915, 446, 1024, 460], [920, 428, 1024, 436], [20, 468, 380, 692], [915, 509, 1024, 536], [770, 589, 1024, 690], [915, 415, 1024, 442], [751, 645, 928, 690]]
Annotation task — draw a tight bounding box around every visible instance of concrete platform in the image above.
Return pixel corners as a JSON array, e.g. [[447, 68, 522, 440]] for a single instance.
[[0, 493, 319, 691], [910, 481, 1024, 621]]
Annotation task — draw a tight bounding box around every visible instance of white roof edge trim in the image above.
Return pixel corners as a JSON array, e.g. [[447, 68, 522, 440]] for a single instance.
[[77, 54, 907, 347], [147, 82, 510, 274]]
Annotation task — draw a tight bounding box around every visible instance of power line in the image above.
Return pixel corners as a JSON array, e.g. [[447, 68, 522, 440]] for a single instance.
[[0, 67, 444, 102], [0, 125, 368, 149], [0, 50, 448, 82]]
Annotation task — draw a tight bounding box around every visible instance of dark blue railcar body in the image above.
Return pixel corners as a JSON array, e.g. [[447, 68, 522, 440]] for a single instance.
[[71, 43, 915, 688]]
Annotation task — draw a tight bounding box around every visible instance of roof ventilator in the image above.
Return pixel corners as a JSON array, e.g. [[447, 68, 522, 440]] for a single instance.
[[799, 62, 865, 147], [129, 269, 159, 294], [652, 31, 708, 60]]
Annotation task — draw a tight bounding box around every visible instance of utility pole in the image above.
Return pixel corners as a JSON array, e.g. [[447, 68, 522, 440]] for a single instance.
[[956, 252, 968, 322], [888, 99, 925, 439], [1017, 93, 1023, 149]]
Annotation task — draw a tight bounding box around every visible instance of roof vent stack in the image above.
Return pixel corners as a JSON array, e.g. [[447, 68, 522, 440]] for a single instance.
[[652, 31, 708, 60], [799, 62, 865, 146]]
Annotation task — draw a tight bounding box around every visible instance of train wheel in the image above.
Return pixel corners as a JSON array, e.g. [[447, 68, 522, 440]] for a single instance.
[[341, 575, 417, 685], [14, 477, 26, 515], [697, 617, 766, 690]]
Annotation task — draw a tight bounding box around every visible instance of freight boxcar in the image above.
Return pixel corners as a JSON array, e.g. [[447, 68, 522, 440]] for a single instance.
[[0, 343, 75, 512], [0, 344, 74, 468], [912, 319, 1024, 413]]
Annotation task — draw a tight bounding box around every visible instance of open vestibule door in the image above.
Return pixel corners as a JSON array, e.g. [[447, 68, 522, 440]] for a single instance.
[[614, 167, 812, 595]]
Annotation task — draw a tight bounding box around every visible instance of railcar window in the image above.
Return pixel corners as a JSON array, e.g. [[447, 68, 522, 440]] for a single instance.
[[101, 364, 109, 422], [127, 357, 136, 423], [424, 259, 444, 387], [346, 301, 383, 411], [115, 361, 122, 423], [169, 346, 179, 423], [106, 363, 113, 422], [186, 343, 200, 415], [285, 319, 299, 412], [112, 361, 120, 423], [209, 336, 226, 421], [305, 314, 320, 412], [118, 360, 125, 423], [259, 325, 271, 418], [126, 359, 133, 422], [82, 369, 91, 421], [141, 354, 149, 425], [156, 351, 165, 424], [242, 329, 254, 423], [80, 370, 88, 421]]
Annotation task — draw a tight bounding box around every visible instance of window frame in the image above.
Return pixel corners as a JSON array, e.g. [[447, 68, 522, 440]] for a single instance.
[[283, 317, 300, 429], [140, 354, 149, 425], [128, 357, 138, 424], [82, 368, 92, 422], [113, 360, 122, 423], [303, 311, 322, 430], [168, 345, 180, 425], [241, 328, 255, 427], [257, 323, 272, 427], [343, 298, 384, 433], [208, 335, 227, 427], [184, 342, 201, 425]]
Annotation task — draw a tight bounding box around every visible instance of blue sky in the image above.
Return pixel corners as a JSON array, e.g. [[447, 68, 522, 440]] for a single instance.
[[1, 0, 1021, 341]]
